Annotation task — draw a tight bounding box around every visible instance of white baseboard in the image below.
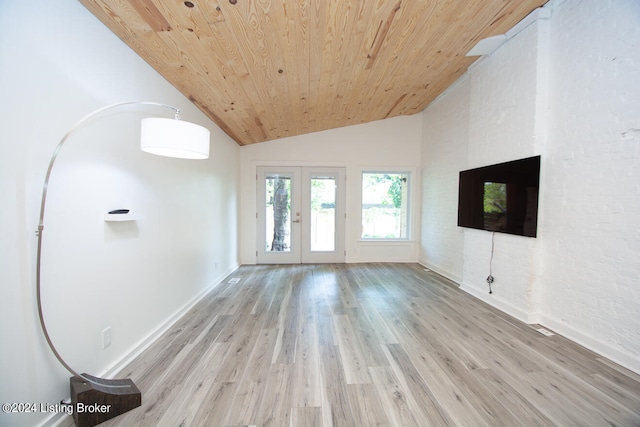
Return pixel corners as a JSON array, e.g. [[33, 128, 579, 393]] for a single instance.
[[41, 262, 240, 427], [418, 260, 640, 375], [537, 314, 640, 376], [417, 259, 462, 284], [109, 262, 639, 379], [459, 282, 537, 324], [101, 262, 240, 379], [418, 259, 531, 322], [44, 260, 639, 427]]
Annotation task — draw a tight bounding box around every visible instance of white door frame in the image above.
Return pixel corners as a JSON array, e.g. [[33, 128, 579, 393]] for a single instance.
[[256, 166, 345, 264]]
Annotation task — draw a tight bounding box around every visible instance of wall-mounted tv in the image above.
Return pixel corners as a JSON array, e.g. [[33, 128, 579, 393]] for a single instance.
[[457, 155, 540, 237]]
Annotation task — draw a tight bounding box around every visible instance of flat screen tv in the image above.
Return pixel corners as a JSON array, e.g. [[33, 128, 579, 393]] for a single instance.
[[457, 155, 540, 237]]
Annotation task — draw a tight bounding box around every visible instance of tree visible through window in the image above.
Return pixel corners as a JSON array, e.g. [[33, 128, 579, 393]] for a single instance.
[[265, 175, 291, 252], [362, 172, 410, 239]]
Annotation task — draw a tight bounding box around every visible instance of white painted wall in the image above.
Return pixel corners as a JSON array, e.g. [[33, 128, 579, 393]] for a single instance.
[[420, 0, 640, 373], [420, 75, 470, 284], [0, 2, 239, 426], [422, 8, 547, 320], [239, 115, 423, 264], [539, 0, 640, 372]]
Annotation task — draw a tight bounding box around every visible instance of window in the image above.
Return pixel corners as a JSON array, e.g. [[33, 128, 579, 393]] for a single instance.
[[361, 172, 410, 239]]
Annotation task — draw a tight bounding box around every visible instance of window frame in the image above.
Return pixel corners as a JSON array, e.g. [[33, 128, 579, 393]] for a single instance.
[[360, 170, 412, 241]]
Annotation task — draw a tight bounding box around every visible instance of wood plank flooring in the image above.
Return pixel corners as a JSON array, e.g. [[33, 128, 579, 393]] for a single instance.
[[61, 264, 640, 426]]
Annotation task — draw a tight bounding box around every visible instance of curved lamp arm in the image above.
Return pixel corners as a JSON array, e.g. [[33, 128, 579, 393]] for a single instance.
[[35, 101, 209, 386]]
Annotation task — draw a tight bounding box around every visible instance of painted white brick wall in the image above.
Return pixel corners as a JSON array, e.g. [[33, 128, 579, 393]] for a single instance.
[[464, 19, 545, 319], [422, 10, 546, 322], [420, 74, 470, 282], [467, 22, 541, 167], [421, 0, 640, 373], [539, 0, 640, 366]]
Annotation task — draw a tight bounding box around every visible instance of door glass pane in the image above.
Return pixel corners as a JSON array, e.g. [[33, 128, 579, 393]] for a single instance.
[[265, 174, 291, 252], [310, 176, 336, 251]]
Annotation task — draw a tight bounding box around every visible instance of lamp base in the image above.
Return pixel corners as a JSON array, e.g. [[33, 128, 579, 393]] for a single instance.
[[70, 374, 141, 427]]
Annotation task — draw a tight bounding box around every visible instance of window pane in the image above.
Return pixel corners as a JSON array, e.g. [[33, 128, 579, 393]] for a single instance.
[[265, 174, 291, 252], [310, 176, 336, 251], [362, 172, 409, 239]]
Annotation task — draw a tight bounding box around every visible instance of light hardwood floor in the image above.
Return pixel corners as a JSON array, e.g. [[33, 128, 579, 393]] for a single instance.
[[62, 263, 640, 426]]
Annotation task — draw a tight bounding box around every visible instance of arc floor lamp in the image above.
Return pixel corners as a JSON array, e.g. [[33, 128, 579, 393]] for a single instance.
[[35, 101, 210, 427]]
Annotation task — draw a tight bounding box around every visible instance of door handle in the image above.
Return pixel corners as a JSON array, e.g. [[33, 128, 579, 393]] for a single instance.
[[292, 219, 301, 223]]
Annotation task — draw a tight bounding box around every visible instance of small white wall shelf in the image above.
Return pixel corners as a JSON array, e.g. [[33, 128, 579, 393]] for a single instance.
[[104, 211, 138, 222]]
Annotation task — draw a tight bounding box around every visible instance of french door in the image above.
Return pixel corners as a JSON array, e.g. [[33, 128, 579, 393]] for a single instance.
[[257, 167, 346, 264]]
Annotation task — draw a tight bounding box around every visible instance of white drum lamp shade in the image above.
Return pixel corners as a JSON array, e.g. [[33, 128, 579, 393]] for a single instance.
[[141, 117, 210, 159]]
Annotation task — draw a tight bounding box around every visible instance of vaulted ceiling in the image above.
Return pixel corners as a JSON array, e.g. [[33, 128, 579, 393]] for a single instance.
[[79, 0, 548, 146]]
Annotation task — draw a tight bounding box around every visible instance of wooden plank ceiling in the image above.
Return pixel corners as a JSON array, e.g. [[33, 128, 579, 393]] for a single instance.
[[79, 0, 548, 146]]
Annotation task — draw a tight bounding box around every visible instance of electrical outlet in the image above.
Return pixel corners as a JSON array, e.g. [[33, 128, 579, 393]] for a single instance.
[[102, 327, 111, 349]]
